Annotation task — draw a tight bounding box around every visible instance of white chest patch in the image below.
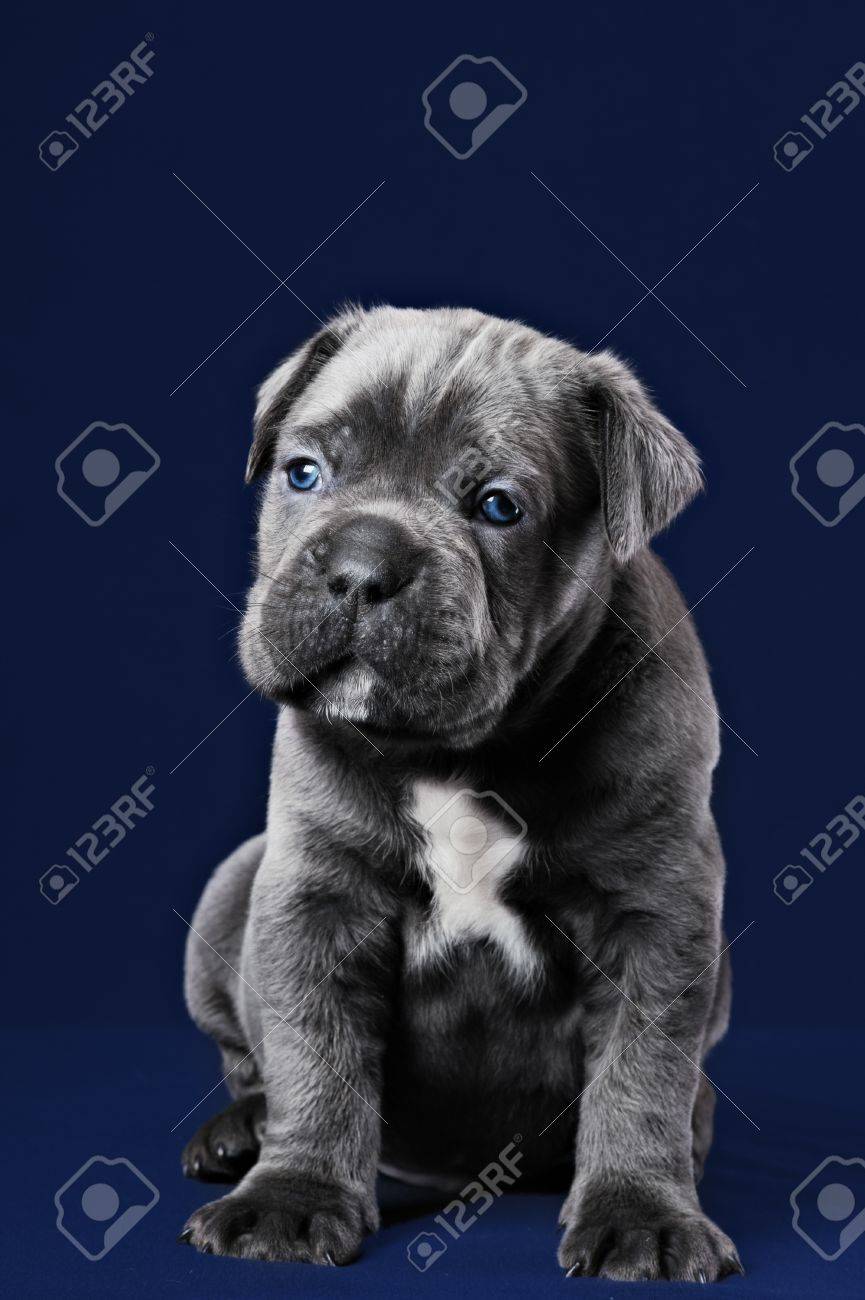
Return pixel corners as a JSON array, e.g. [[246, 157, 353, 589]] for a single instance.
[[408, 780, 536, 977]]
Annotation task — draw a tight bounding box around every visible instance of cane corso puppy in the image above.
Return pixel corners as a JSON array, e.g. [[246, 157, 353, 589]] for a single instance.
[[180, 305, 742, 1281]]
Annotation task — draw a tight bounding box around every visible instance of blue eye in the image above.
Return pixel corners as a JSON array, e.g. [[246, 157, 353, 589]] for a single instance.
[[286, 459, 321, 492], [479, 490, 522, 526]]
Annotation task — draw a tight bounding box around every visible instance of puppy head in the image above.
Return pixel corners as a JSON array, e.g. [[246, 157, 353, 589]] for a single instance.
[[240, 305, 702, 747]]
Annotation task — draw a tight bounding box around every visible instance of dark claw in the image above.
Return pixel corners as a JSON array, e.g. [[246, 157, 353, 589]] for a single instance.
[[177, 1228, 193, 1244], [200, 1242, 213, 1254]]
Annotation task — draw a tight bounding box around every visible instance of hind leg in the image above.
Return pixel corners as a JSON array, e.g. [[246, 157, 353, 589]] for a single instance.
[[183, 1091, 267, 1183], [691, 944, 729, 1183], [691, 1075, 715, 1184], [182, 835, 267, 1178]]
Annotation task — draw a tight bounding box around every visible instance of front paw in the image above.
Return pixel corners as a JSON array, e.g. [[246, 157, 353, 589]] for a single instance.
[[558, 1184, 743, 1282], [179, 1169, 375, 1263]]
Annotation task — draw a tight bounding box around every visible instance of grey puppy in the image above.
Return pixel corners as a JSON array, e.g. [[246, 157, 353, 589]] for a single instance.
[[180, 305, 743, 1282]]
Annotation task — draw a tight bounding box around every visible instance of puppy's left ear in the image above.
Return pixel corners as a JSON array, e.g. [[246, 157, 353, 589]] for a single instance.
[[579, 351, 704, 563], [246, 306, 365, 482]]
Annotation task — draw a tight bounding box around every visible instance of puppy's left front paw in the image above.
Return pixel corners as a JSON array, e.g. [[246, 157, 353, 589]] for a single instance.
[[558, 1190, 743, 1282], [179, 1169, 374, 1263]]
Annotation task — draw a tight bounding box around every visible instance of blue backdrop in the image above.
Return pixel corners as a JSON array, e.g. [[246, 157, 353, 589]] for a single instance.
[[6, 1, 865, 1295]]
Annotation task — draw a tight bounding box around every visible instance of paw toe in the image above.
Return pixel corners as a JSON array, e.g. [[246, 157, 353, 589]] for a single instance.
[[180, 1174, 367, 1264], [559, 1209, 742, 1283]]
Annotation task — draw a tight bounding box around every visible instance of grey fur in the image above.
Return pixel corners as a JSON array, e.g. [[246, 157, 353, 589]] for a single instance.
[[181, 306, 741, 1280]]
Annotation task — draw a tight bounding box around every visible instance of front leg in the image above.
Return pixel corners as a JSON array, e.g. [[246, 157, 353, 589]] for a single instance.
[[557, 870, 743, 1283], [182, 835, 395, 1264]]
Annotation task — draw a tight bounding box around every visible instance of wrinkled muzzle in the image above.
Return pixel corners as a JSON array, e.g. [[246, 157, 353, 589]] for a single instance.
[[239, 507, 511, 743]]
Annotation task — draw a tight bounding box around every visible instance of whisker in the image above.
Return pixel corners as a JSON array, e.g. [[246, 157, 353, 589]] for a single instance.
[[258, 570, 294, 595]]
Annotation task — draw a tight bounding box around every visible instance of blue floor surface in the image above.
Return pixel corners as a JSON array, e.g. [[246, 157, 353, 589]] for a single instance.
[[6, 1026, 863, 1297]]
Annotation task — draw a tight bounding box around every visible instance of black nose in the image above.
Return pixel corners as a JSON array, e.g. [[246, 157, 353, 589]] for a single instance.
[[321, 515, 420, 604]]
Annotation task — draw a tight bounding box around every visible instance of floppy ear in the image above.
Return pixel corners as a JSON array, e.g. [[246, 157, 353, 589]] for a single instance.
[[580, 351, 704, 563], [246, 306, 365, 482]]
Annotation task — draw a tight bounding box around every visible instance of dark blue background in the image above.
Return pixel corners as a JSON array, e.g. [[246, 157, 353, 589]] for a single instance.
[[6, 1, 865, 1295]]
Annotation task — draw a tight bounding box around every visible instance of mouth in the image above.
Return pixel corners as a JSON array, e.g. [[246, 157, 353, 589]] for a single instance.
[[269, 656, 489, 746], [258, 625, 505, 749], [274, 651, 376, 707], [271, 654, 355, 704]]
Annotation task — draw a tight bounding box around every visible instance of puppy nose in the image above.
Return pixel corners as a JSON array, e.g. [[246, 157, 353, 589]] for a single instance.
[[323, 516, 420, 603]]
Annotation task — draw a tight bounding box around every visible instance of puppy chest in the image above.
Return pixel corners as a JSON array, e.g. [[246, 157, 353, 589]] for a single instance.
[[406, 779, 537, 975]]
